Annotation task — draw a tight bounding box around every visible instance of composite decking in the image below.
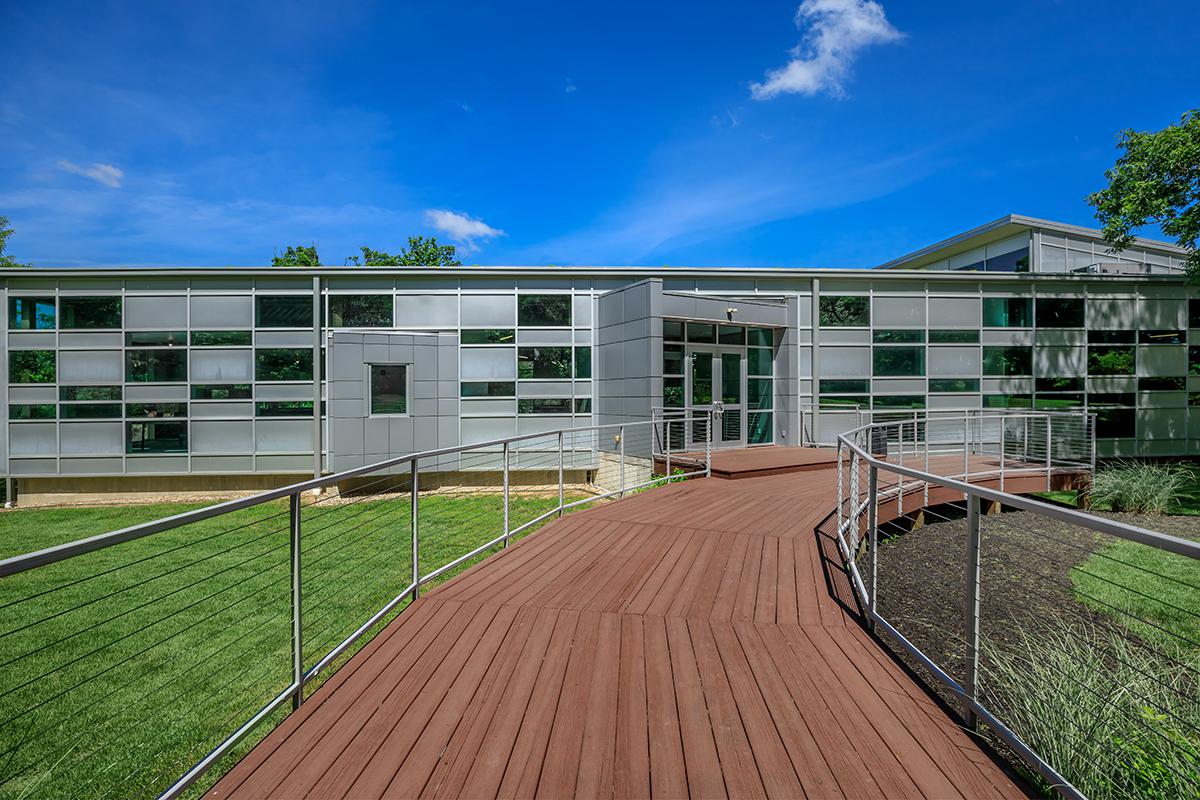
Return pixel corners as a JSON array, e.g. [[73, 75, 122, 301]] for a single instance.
[[209, 450, 1030, 799]]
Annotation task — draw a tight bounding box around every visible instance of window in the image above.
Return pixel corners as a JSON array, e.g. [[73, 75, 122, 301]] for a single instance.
[[1139, 330, 1185, 345], [1089, 329, 1135, 344], [819, 379, 869, 394], [191, 331, 252, 346], [574, 398, 592, 413], [1036, 298, 1084, 328], [517, 295, 570, 327], [663, 319, 684, 341], [1191, 346, 1200, 376], [1036, 377, 1084, 392], [60, 403, 121, 419], [664, 344, 685, 375], [255, 349, 313, 381], [982, 346, 1032, 376], [192, 385, 252, 400], [9, 404, 55, 420], [126, 331, 186, 347], [873, 329, 924, 343], [369, 365, 408, 415], [1094, 408, 1135, 439], [255, 295, 312, 328], [1191, 299, 1200, 328], [461, 329, 515, 344], [663, 377, 685, 408], [1138, 376, 1186, 391], [60, 297, 121, 329], [873, 346, 925, 376], [718, 325, 745, 345], [461, 381, 515, 398], [929, 329, 979, 344], [983, 394, 1033, 409], [1088, 346, 1135, 376], [748, 379, 772, 410], [256, 401, 315, 417], [518, 398, 572, 414], [819, 395, 869, 408], [982, 297, 1031, 327], [518, 347, 571, 379], [1089, 393, 1135, 407], [1034, 394, 1083, 410], [747, 327, 773, 347], [929, 378, 979, 393], [748, 348, 773, 376], [329, 295, 393, 327], [819, 296, 869, 327], [127, 421, 188, 453], [873, 395, 925, 409], [8, 297, 55, 330], [984, 247, 1030, 272], [60, 386, 121, 401], [9, 350, 55, 383], [686, 322, 715, 343], [574, 346, 591, 379], [126, 403, 186, 418], [126, 350, 187, 382], [748, 412, 772, 445]]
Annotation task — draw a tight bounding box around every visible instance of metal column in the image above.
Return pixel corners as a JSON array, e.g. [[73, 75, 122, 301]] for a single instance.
[[964, 494, 982, 730], [557, 431, 564, 516], [410, 459, 419, 602], [867, 465, 878, 632], [502, 441, 510, 544], [289, 492, 303, 709]]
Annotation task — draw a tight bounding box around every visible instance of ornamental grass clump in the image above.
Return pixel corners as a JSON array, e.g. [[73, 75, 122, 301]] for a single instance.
[[982, 620, 1200, 800], [1088, 461, 1195, 515]]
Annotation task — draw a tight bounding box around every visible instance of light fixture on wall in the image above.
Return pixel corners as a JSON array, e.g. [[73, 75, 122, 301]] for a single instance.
[[726, 307, 737, 320]]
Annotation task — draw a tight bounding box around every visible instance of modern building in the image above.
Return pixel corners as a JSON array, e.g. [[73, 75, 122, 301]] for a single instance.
[[2, 214, 1196, 504]]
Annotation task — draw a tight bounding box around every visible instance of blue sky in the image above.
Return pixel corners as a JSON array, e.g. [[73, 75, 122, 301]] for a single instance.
[[1, 0, 1197, 267]]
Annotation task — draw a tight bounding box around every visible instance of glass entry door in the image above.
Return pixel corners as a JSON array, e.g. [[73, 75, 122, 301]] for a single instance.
[[686, 348, 745, 448]]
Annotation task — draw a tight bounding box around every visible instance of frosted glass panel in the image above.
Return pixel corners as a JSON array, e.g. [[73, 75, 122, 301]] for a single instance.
[[254, 419, 313, 452], [817, 347, 868, 377], [928, 297, 980, 327], [191, 350, 254, 382], [873, 296, 925, 326], [59, 351, 123, 383], [191, 295, 253, 327], [10, 423, 57, 455], [928, 347, 980, 376], [60, 423, 123, 455], [126, 296, 188, 329], [461, 416, 516, 445], [395, 295, 458, 327], [461, 347, 517, 380], [460, 294, 515, 327], [192, 421, 254, 453]]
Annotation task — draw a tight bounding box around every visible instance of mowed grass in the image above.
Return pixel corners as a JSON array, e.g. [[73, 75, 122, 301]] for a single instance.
[[0, 490, 579, 799]]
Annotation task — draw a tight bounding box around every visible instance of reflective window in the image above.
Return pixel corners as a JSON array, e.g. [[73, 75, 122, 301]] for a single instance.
[[748, 348, 773, 376], [126, 350, 187, 382], [1087, 346, 1135, 376], [192, 384, 252, 400], [873, 346, 925, 376], [748, 378, 772, 410], [1139, 330, 1185, 345], [1190, 346, 1200, 376], [819, 379, 868, 393], [329, 295, 393, 327], [8, 297, 55, 330], [1034, 394, 1083, 410], [60, 297, 121, 329], [1089, 329, 1135, 344], [1191, 299, 1200, 328], [748, 411, 772, 445], [574, 398, 592, 413], [126, 403, 186, 418], [256, 401, 314, 417], [1094, 408, 1135, 438], [574, 346, 591, 379], [873, 329, 924, 343], [983, 246, 1030, 272], [255, 296, 312, 328], [60, 403, 121, 419], [60, 386, 121, 401], [819, 296, 869, 327], [982, 298, 1031, 327], [747, 327, 774, 347], [663, 377, 684, 408], [1089, 393, 1135, 407], [255, 349, 312, 381], [369, 365, 408, 415], [517, 347, 571, 378], [191, 331, 252, 346], [982, 346, 1032, 376], [1035, 298, 1084, 327], [873, 395, 925, 409], [9, 404, 55, 420], [686, 322, 715, 343], [9, 351, 56, 383], [663, 319, 684, 342], [718, 325, 745, 345], [127, 421, 187, 454], [126, 331, 186, 347], [518, 398, 572, 414], [929, 329, 978, 344], [983, 394, 1033, 408], [517, 295, 571, 327], [1138, 376, 1186, 391], [663, 345, 685, 375], [1036, 377, 1084, 392], [460, 381, 516, 398], [929, 378, 979, 393], [819, 395, 868, 408], [461, 329, 515, 344]]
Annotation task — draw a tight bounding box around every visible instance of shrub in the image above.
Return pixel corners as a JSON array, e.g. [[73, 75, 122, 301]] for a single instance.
[[983, 620, 1200, 800], [1088, 461, 1195, 515]]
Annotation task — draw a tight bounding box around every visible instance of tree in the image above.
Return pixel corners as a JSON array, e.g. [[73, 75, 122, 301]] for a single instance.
[[271, 244, 321, 266], [346, 236, 461, 267], [1088, 109, 1200, 278], [0, 216, 29, 268]]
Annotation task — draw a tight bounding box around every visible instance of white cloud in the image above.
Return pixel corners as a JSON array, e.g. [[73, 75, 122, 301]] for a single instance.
[[424, 208, 505, 253], [750, 0, 903, 100], [56, 160, 125, 188], [565, 78, 577, 94]]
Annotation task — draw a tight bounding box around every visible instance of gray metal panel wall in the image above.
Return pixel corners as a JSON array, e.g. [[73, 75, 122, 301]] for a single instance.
[[774, 296, 800, 446], [596, 279, 663, 431]]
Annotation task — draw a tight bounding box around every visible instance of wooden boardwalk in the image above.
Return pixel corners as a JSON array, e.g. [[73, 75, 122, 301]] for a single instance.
[[209, 451, 1029, 799]]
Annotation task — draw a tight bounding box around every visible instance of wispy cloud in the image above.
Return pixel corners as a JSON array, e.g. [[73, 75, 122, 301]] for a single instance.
[[56, 159, 125, 188], [751, 0, 903, 100], [564, 78, 577, 94], [424, 208, 506, 253]]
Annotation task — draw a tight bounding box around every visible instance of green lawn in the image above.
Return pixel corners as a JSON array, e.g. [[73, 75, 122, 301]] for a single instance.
[[0, 490, 581, 799]]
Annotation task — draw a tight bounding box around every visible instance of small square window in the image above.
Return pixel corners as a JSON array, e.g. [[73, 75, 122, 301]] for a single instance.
[[370, 364, 409, 415]]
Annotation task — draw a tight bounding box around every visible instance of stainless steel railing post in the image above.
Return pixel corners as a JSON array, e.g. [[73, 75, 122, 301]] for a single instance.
[[867, 465, 878, 632], [557, 431, 565, 517], [618, 425, 626, 498], [964, 493, 982, 731], [410, 459, 419, 602], [502, 441, 510, 545], [705, 412, 712, 478], [1045, 414, 1053, 491], [665, 419, 672, 479], [289, 491, 303, 710]]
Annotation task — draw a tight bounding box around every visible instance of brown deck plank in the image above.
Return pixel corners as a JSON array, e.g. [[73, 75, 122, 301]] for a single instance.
[[210, 449, 1031, 800]]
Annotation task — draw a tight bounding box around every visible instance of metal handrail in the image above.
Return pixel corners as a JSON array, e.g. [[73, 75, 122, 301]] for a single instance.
[[833, 411, 1199, 800], [0, 409, 715, 800]]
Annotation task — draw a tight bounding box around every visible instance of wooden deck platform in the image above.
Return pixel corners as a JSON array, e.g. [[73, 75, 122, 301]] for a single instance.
[[660, 444, 840, 479], [209, 451, 1029, 799]]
